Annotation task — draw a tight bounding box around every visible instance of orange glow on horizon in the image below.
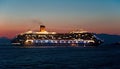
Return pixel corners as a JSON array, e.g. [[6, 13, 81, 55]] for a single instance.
[[0, 18, 120, 38]]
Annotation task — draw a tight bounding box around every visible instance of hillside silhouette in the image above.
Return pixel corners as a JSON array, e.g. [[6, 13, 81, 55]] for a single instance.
[[0, 37, 10, 45], [96, 34, 120, 44]]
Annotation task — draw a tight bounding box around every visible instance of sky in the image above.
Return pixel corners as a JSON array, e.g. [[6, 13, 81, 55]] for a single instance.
[[0, 0, 120, 38]]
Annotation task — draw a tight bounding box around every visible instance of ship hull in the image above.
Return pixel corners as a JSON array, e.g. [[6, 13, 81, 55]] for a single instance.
[[12, 39, 101, 46]]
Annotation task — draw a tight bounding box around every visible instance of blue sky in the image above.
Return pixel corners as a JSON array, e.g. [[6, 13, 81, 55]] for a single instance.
[[0, 0, 120, 37], [1, 0, 120, 17]]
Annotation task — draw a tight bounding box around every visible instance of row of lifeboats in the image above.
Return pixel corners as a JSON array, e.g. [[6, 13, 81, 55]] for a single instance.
[[25, 39, 95, 44]]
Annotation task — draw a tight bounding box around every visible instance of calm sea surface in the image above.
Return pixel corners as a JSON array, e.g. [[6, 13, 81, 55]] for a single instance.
[[0, 45, 120, 69]]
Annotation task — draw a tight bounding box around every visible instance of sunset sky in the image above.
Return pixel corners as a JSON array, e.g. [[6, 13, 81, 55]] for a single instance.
[[0, 0, 120, 38]]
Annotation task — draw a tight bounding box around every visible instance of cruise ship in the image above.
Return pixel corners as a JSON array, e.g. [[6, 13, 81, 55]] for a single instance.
[[11, 25, 103, 46]]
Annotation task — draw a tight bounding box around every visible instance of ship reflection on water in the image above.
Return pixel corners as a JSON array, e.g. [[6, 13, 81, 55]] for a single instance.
[[13, 45, 96, 48], [0, 45, 120, 69]]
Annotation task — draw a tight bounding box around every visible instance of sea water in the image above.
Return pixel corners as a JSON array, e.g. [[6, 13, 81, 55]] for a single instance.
[[0, 45, 120, 69]]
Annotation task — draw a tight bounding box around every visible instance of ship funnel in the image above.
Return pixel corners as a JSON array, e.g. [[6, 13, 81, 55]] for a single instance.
[[40, 25, 46, 32]]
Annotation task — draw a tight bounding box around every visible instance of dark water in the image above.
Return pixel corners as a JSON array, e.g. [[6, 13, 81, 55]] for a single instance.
[[0, 45, 120, 69]]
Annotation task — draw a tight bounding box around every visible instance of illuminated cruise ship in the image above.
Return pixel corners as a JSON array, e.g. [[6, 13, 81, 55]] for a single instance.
[[11, 25, 103, 46]]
